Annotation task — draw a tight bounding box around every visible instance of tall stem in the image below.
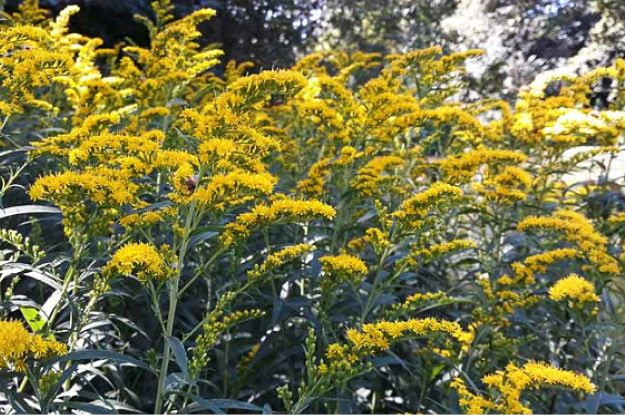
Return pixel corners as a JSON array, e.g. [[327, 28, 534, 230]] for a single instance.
[[154, 203, 195, 413], [154, 274, 180, 414], [47, 236, 84, 334]]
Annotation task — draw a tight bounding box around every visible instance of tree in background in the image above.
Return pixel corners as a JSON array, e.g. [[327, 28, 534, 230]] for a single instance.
[[443, 0, 625, 98], [310, 0, 460, 55]]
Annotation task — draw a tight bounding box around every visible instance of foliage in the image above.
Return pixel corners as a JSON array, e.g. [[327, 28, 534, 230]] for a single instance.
[[1, 1, 625, 414]]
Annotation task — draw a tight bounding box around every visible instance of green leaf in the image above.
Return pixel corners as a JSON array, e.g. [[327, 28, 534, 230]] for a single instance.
[[208, 399, 264, 411], [46, 350, 155, 374], [20, 306, 53, 339], [175, 391, 225, 414], [61, 402, 117, 414], [41, 362, 79, 410], [168, 336, 191, 382], [0, 205, 61, 219]]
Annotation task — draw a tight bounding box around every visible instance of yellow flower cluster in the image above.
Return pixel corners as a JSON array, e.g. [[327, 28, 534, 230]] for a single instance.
[[473, 166, 533, 203], [519, 210, 619, 275], [30, 170, 140, 208], [220, 198, 336, 246], [319, 254, 368, 289], [453, 362, 595, 414], [351, 155, 405, 197], [189, 170, 277, 210], [104, 243, 171, 281], [439, 149, 528, 182], [0, 320, 66, 372], [393, 182, 462, 223], [504, 248, 581, 287], [402, 239, 476, 267], [388, 292, 450, 317], [119, 211, 165, 229], [543, 108, 625, 146], [549, 274, 600, 306], [314, 317, 474, 387], [345, 318, 473, 354], [347, 228, 387, 253], [247, 244, 316, 280]]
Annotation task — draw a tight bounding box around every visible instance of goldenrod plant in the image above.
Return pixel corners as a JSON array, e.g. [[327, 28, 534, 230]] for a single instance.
[[1, 0, 625, 413]]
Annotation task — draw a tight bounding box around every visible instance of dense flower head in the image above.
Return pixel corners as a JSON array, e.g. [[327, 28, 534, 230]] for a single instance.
[[393, 182, 462, 221], [549, 274, 600, 305], [247, 243, 315, 280], [319, 254, 368, 289], [518, 210, 619, 275], [454, 362, 596, 414], [220, 198, 336, 246], [453, 361, 595, 414], [351, 155, 405, 197], [388, 292, 450, 317], [188, 170, 277, 210], [0, 320, 66, 372], [344, 317, 473, 354], [119, 211, 164, 229], [104, 243, 171, 281], [439, 148, 528, 182], [402, 239, 476, 267]]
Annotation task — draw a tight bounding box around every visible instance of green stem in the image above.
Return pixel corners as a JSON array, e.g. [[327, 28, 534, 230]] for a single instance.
[[360, 247, 391, 325], [154, 273, 180, 414], [47, 239, 84, 334], [154, 203, 196, 413]]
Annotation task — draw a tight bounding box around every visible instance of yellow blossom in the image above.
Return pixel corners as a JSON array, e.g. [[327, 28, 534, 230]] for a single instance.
[[0, 320, 66, 371], [104, 243, 171, 281], [319, 254, 368, 289], [549, 274, 600, 305]]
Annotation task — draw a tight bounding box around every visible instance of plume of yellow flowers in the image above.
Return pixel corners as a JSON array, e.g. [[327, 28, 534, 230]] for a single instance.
[[518, 210, 619, 275], [549, 274, 600, 306], [345, 317, 473, 355], [438, 148, 528, 183], [351, 155, 405, 197], [220, 198, 336, 246], [393, 182, 462, 223], [247, 244, 316, 281], [319, 254, 368, 289], [104, 243, 172, 281], [452, 361, 596, 414], [0, 320, 66, 372]]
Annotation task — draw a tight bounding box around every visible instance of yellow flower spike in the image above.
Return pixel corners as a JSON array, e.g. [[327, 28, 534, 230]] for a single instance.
[[248, 244, 315, 280], [189, 170, 277, 209], [119, 211, 164, 229], [0, 320, 66, 371], [30, 171, 140, 209], [104, 243, 171, 281], [220, 198, 336, 246], [393, 182, 462, 220], [319, 254, 368, 289], [549, 274, 600, 306], [438, 148, 528, 182], [218, 70, 306, 113], [519, 210, 619, 276], [325, 343, 347, 359], [340, 317, 472, 355], [453, 361, 595, 414], [351, 156, 405, 197]]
